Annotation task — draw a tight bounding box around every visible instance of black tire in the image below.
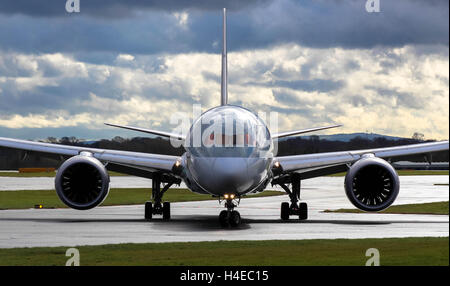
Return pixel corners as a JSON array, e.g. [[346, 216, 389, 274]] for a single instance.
[[163, 202, 171, 220], [219, 210, 229, 227], [299, 202, 308, 220], [281, 202, 290, 220], [145, 201, 153, 220], [229, 211, 241, 227]]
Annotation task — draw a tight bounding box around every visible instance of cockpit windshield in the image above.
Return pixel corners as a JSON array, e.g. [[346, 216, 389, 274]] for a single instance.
[[186, 106, 272, 158]]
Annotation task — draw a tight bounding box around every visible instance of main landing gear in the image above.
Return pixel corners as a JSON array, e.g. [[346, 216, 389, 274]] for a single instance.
[[145, 174, 176, 220], [274, 173, 308, 221], [219, 194, 241, 227]]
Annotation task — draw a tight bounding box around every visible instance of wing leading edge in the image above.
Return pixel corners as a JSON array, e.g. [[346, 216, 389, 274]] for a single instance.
[[272, 124, 342, 139], [0, 137, 180, 173], [104, 123, 185, 141]]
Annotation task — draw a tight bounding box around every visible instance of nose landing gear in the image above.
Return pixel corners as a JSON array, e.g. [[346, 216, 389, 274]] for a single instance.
[[219, 195, 241, 227], [219, 210, 241, 227]]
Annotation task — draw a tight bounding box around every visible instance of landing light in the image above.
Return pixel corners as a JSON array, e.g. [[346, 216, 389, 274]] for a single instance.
[[172, 160, 183, 175], [224, 194, 235, 200], [272, 161, 283, 176]]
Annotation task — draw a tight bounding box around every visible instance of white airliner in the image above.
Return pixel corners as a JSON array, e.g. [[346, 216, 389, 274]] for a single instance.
[[0, 9, 448, 227]]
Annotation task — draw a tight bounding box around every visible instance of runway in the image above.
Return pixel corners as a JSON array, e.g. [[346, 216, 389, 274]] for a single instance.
[[0, 176, 448, 248]]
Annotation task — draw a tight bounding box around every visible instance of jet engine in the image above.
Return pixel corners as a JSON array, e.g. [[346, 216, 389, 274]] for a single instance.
[[344, 155, 399, 212], [55, 153, 110, 210]]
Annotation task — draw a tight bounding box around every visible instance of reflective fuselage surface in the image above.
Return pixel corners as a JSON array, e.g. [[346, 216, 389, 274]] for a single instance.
[[182, 105, 273, 196]]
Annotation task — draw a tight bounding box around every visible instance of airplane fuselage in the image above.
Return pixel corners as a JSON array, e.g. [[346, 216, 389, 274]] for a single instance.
[[181, 105, 274, 197]]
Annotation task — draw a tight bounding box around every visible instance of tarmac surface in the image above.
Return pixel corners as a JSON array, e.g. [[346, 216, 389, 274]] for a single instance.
[[0, 176, 448, 248]]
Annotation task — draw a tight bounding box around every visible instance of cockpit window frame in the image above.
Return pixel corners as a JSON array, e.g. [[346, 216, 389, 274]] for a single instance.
[[185, 105, 273, 158]]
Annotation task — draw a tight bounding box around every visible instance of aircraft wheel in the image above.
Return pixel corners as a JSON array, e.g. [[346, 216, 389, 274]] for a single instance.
[[219, 210, 229, 227], [281, 202, 290, 220], [299, 202, 308, 220], [229, 211, 241, 227], [145, 201, 153, 220], [163, 202, 171, 220]]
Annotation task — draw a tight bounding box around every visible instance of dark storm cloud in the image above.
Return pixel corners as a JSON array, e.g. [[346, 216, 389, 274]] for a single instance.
[[0, 77, 98, 116], [0, 75, 194, 117], [262, 103, 343, 125], [202, 71, 219, 82], [0, 1, 448, 140], [0, 125, 138, 140], [0, 0, 448, 55], [272, 90, 301, 105], [365, 86, 426, 109], [348, 95, 369, 107], [273, 79, 344, 93], [0, 52, 197, 118], [245, 79, 344, 95], [0, 0, 271, 18]]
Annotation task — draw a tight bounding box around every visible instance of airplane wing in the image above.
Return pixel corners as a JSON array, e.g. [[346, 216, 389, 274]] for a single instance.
[[274, 140, 449, 175], [272, 124, 342, 139], [104, 123, 185, 141], [0, 137, 180, 174]]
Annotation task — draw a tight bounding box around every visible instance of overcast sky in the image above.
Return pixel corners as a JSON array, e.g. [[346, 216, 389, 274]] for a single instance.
[[0, 0, 448, 140]]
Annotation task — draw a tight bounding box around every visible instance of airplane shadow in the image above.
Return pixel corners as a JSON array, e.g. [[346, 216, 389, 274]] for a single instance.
[[0, 215, 446, 232]]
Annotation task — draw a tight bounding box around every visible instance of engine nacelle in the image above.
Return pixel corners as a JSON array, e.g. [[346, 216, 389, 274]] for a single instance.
[[344, 155, 399, 212], [55, 153, 110, 210]]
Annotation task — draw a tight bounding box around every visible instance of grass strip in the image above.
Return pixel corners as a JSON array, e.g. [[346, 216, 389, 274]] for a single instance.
[[0, 188, 283, 210], [0, 171, 126, 177], [0, 237, 447, 266]]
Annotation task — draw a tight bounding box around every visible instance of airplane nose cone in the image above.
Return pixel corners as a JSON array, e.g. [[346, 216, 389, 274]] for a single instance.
[[188, 156, 268, 195], [212, 157, 252, 192]]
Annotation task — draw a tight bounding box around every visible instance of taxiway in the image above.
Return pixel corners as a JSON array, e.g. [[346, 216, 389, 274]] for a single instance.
[[0, 176, 448, 248]]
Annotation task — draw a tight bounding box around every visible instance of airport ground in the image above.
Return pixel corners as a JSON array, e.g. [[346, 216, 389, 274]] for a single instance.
[[0, 171, 448, 266], [0, 237, 447, 266]]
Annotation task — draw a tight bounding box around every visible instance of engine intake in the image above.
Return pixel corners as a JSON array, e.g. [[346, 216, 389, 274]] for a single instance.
[[344, 156, 399, 212], [55, 154, 110, 210]]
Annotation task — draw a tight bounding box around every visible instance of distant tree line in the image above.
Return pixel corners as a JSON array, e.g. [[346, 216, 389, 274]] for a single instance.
[[0, 135, 448, 170]]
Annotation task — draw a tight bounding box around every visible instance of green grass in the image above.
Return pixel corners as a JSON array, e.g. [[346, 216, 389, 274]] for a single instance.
[[324, 201, 449, 215], [0, 237, 447, 266], [0, 188, 284, 210], [328, 170, 449, 177]]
